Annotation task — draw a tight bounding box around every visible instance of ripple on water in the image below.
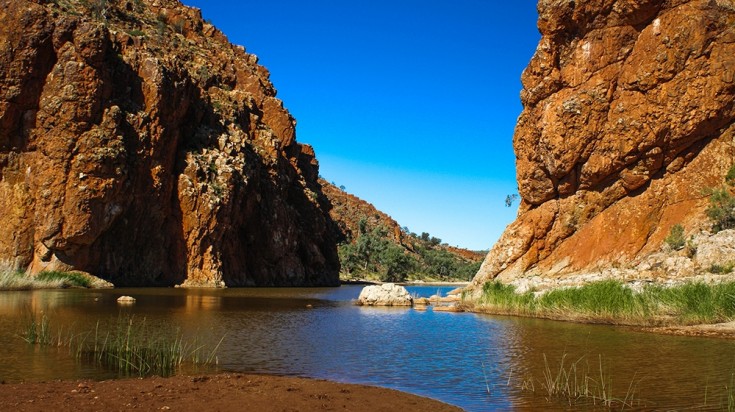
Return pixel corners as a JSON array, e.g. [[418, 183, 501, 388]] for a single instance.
[[2, 286, 735, 411]]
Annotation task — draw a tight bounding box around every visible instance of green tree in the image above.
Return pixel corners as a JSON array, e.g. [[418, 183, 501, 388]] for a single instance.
[[338, 243, 361, 274], [354, 226, 389, 271], [505, 193, 519, 207], [458, 261, 482, 281], [379, 245, 415, 282], [418, 248, 455, 279]]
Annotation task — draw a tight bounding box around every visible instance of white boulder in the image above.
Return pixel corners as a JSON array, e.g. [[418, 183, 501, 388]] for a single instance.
[[356, 283, 413, 306]]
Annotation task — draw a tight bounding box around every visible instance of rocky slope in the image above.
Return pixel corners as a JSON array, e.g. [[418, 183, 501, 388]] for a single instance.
[[473, 0, 735, 287], [320, 179, 484, 280], [0, 0, 339, 286], [320, 179, 405, 245]]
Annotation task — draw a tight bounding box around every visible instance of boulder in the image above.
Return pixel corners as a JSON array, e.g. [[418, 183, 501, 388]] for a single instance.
[[413, 297, 431, 306], [695, 230, 735, 270], [117, 296, 135, 304], [356, 283, 413, 306]]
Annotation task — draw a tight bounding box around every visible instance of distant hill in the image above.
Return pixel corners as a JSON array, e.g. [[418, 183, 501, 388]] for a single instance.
[[320, 179, 484, 282]]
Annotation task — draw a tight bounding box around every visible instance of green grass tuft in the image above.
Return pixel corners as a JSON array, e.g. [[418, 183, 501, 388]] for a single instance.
[[480, 281, 536, 314], [36, 271, 91, 288], [0, 263, 96, 290], [477, 280, 735, 326]]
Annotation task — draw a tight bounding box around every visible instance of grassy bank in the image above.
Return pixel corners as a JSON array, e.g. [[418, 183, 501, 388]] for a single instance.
[[469, 280, 735, 326], [0, 264, 96, 290]]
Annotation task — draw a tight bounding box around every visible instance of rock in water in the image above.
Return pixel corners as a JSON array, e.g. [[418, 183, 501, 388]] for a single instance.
[[472, 0, 735, 287], [117, 296, 136, 304], [356, 284, 413, 306], [0, 0, 339, 286]]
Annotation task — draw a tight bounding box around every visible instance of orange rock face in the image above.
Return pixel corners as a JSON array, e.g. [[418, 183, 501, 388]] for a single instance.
[[0, 0, 339, 286], [320, 179, 405, 245], [473, 0, 735, 285]]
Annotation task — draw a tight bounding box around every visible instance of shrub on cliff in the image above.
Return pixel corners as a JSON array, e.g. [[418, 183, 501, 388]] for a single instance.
[[664, 224, 685, 251], [705, 188, 735, 233], [726, 164, 735, 186]]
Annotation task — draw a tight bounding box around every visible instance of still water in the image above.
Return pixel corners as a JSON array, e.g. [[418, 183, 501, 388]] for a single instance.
[[1, 285, 735, 411]]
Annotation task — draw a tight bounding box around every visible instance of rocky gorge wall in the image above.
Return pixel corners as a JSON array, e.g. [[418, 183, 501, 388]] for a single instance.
[[473, 0, 735, 287], [0, 0, 339, 286]]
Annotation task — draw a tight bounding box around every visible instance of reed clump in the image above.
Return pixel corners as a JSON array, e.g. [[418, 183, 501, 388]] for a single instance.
[[23, 313, 55, 345], [23, 314, 222, 377], [514, 353, 640, 409], [478, 280, 735, 326]]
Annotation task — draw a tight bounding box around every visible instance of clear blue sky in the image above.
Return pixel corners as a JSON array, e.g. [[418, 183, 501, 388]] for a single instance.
[[183, 0, 540, 251]]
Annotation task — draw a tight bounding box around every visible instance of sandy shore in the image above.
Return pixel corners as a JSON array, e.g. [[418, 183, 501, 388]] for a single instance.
[[0, 373, 462, 412], [644, 320, 735, 338]]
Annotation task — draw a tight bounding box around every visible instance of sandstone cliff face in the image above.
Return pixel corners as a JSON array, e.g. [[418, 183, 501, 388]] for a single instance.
[[473, 0, 735, 286], [0, 0, 339, 286]]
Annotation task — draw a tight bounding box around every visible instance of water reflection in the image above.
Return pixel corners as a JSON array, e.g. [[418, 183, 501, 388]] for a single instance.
[[1, 287, 735, 410]]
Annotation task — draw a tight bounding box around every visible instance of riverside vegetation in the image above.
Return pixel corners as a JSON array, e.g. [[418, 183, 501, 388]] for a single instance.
[[508, 352, 735, 410], [473, 280, 735, 326], [338, 218, 482, 283], [471, 165, 735, 328], [0, 262, 95, 290], [507, 353, 641, 409], [22, 314, 221, 377]]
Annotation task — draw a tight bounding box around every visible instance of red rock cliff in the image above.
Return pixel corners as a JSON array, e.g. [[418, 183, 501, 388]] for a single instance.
[[0, 0, 339, 286], [473, 0, 735, 286]]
